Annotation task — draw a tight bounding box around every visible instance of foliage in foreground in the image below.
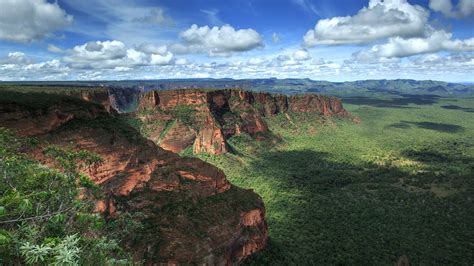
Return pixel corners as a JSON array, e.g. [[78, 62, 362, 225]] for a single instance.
[[0, 128, 134, 265]]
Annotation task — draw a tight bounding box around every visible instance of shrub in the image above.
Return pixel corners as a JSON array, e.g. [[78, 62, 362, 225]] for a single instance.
[[0, 128, 133, 264]]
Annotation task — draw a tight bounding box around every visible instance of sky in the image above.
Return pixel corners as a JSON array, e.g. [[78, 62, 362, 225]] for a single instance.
[[0, 0, 473, 82]]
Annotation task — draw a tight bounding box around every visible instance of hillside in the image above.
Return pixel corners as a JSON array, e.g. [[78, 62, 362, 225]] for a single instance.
[[0, 89, 268, 264]]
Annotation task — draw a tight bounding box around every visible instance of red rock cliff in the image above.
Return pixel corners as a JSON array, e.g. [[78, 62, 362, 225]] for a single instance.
[[135, 89, 350, 155], [0, 91, 268, 265]]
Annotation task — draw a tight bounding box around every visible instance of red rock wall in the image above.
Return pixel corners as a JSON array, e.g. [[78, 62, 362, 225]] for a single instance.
[[135, 89, 350, 155]]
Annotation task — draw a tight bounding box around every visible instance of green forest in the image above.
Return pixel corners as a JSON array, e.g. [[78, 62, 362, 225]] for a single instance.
[[187, 93, 474, 265]]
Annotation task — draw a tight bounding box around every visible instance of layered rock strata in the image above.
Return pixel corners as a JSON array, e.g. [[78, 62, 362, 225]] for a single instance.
[[135, 89, 349, 154]]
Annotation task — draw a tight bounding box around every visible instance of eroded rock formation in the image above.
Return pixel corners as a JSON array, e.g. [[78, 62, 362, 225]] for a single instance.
[[133, 89, 350, 154], [0, 91, 268, 265]]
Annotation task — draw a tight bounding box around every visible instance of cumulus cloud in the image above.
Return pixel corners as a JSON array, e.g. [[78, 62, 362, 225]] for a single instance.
[[137, 43, 169, 55], [0, 52, 32, 65], [272, 49, 312, 66], [412, 52, 474, 71], [64, 40, 173, 69], [1, 50, 472, 82], [171, 24, 263, 56], [293, 49, 311, 61], [0, 0, 72, 43], [246, 49, 312, 68], [303, 0, 428, 46], [0, 58, 71, 81], [276, 54, 299, 66], [429, 0, 474, 18], [353, 30, 474, 63]]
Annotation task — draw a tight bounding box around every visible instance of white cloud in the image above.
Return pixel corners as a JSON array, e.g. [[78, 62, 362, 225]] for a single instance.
[[172, 24, 263, 56], [303, 0, 428, 46], [137, 43, 169, 55], [0, 58, 70, 81], [353, 30, 474, 62], [0, 52, 32, 65], [429, 0, 453, 15], [0, 0, 72, 43], [150, 53, 173, 65], [412, 52, 474, 68], [459, 0, 474, 17], [276, 54, 299, 66], [246, 49, 322, 69], [293, 49, 311, 61], [429, 0, 474, 18], [1, 50, 473, 82], [64, 40, 173, 69], [175, 58, 188, 65], [248, 57, 267, 66]]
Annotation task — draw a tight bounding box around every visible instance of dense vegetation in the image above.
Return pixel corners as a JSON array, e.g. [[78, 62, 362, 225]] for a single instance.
[[0, 129, 134, 264], [188, 93, 474, 264]]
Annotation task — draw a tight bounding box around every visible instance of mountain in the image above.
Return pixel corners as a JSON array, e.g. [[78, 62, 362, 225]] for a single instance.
[[3, 79, 473, 96]]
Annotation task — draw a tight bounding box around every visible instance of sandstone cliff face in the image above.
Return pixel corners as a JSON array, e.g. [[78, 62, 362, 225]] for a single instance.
[[134, 89, 349, 155], [0, 92, 268, 265]]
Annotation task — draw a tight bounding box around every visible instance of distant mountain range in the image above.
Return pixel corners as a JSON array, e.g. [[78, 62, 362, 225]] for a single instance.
[[2, 79, 474, 96]]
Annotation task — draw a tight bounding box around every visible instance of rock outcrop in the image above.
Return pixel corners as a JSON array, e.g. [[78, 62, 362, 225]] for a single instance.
[[0, 90, 268, 265], [133, 89, 350, 154]]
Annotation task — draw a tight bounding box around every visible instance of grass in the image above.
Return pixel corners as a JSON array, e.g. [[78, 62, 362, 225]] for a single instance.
[[192, 94, 474, 265]]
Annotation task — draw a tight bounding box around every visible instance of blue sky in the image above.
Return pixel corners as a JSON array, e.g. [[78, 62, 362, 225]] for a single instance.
[[0, 0, 473, 81]]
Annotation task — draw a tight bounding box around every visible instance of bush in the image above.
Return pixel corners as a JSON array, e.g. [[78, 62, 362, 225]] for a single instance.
[[0, 128, 133, 264], [170, 105, 196, 128]]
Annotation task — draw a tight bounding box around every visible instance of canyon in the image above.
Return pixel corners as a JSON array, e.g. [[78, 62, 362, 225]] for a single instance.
[[133, 89, 350, 154], [0, 87, 349, 264]]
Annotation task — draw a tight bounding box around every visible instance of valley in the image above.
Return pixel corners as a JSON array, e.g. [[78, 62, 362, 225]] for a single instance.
[[0, 83, 473, 265], [190, 92, 474, 264]]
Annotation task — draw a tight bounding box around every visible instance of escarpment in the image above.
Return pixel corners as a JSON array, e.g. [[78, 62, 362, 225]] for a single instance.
[[133, 89, 350, 155], [0, 91, 268, 265]]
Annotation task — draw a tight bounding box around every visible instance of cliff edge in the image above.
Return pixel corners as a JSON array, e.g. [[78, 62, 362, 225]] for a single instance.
[[0, 90, 268, 265]]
